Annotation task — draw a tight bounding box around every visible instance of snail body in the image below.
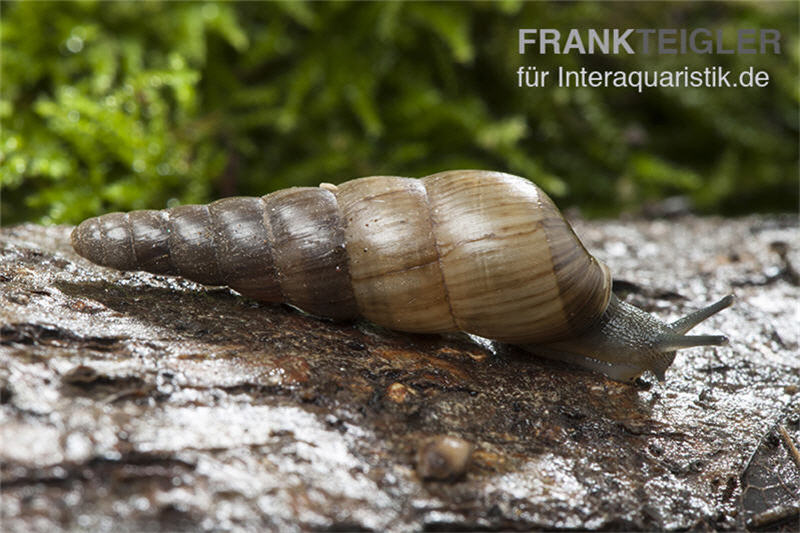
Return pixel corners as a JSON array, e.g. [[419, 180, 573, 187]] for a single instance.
[[72, 170, 732, 382]]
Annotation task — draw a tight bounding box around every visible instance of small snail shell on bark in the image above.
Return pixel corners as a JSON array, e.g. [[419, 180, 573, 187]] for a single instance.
[[417, 435, 473, 480], [71, 170, 733, 382]]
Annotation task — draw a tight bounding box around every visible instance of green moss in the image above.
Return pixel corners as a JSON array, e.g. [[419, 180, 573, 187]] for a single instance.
[[1, 1, 797, 224]]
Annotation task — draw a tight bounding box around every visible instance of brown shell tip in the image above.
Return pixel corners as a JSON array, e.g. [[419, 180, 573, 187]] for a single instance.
[[71, 218, 96, 260]]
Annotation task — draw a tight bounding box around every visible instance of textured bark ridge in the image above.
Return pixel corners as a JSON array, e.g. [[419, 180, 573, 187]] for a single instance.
[[1, 217, 799, 532]]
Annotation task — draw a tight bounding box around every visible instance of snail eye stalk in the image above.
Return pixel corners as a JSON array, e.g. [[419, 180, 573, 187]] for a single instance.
[[654, 294, 734, 353], [668, 294, 734, 335]]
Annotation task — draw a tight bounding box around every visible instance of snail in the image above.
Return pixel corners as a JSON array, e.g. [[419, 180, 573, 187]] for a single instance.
[[71, 170, 733, 382]]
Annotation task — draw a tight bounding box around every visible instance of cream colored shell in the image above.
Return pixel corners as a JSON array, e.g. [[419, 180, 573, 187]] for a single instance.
[[335, 170, 611, 344]]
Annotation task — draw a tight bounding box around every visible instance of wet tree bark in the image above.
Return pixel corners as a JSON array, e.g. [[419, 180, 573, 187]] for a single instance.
[[1, 217, 798, 532]]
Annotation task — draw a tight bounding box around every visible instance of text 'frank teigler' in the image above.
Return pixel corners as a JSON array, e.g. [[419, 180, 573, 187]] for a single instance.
[[518, 28, 782, 55]]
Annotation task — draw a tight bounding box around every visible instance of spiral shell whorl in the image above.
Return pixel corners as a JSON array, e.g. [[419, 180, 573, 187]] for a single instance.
[[420, 171, 609, 343]]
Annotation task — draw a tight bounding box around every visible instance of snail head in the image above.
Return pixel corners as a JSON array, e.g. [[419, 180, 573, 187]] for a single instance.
[[525, 294, 734, 382]]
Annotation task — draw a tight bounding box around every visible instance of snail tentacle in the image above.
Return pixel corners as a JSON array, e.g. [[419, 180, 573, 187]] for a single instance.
[[668, 294, 735, 334]]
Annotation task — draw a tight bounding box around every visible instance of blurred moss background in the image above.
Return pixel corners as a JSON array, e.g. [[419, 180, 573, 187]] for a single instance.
[[1, 1, 797, 225]]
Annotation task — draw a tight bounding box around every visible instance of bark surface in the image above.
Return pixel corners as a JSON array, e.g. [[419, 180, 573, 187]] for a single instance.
[[1, 216, 798, 532]]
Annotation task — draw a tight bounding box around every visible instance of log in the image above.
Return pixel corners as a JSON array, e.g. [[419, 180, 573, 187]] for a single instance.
[[1, 216, 798, 531]]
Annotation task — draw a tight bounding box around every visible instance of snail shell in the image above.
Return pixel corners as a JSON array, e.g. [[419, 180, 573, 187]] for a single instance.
[[72, 170, 731, 382], [416, 435, 473, 480]]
